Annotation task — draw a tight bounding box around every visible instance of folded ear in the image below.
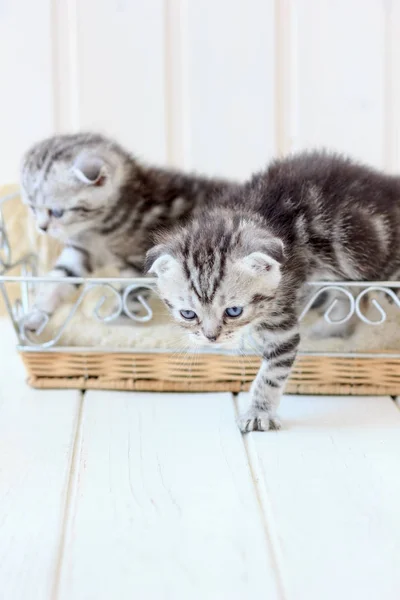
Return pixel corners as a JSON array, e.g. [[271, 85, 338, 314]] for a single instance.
[[71, 153, 107, 185], [145, 245, 177, 277], [239, 238, 285, 288], [259, 238, 285, 265]]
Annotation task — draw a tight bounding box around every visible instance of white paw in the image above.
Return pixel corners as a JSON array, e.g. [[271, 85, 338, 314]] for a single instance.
[[21, 309, 48, 334], [238, 409, 282, 433]]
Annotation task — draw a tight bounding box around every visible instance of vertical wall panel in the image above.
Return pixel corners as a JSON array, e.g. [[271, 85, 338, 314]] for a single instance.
[[75, 0, 167, 163], [288, 0, 386, 168], [184, 0, 276, 180], [385, 0, 400, 173], [0, 0, 398, 183], [52, 0, 80, 133], [0, 0, 54, 183]]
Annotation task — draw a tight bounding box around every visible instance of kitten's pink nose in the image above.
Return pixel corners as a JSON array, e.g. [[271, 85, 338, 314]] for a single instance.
[[203, 322, 221, 342], [205, 334, 218, 342]]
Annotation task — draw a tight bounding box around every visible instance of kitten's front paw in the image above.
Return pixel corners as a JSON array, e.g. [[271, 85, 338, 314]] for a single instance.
[[238, 409, 282, 433], [21, 309, 49, 334]]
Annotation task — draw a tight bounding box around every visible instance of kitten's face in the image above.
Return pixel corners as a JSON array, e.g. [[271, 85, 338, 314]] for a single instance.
[[148, 248, 282, 347], [20, 152, 113, 242]]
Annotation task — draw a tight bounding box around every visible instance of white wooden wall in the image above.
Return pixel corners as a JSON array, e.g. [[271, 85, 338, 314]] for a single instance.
[[0, 0, 399, 184]]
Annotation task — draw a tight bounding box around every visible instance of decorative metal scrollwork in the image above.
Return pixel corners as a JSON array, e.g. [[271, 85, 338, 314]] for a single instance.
[[122, 284, 153, 323], [1, 189, 400, 353], [300, 284, 400, 326], [355, 286, 400, 325], [17, 282, 155, 348], [299, 285, 355, 324]]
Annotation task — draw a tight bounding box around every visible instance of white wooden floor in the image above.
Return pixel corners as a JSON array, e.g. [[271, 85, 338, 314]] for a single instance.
[[1, 320, 400, 600]]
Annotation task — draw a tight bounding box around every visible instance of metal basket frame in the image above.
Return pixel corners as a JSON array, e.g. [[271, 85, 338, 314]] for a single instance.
[[1, 190, 400, 359]]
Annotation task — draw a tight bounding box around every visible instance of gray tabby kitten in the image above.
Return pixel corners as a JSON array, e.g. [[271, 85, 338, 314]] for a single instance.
[[146, 152, 400, 432], [20, 132, 231, 330]]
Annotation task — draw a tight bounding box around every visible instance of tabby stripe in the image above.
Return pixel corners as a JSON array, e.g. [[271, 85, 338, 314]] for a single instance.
[[202, 252, 225, 304], [51, 138, 87, 163], [124, 260, 143, 274], [269, 356, 296, 369], [54, 265, 79, 278], [275, 374, 289, 382], [39, 146, 59, 183], [263, 333, 300, 360], [185, 258, 202, 301], [100, 192, 139, 234], [189, 279, 202, 301], [163, 299, 174, 309], [263, 378, 280, 388], [206, 274, 221, 304], [116, 197, 150, 237], [100, 203, 134, 234], [125, 205, 148, 235], [67, 245, 92, 272], [53, 266, 80, 287], [257, 315, 297, 332], [254, 399, 274, 412], [69, 206, 100, 214], [251, 294, 274, 304], [266, 363, 293, 378]]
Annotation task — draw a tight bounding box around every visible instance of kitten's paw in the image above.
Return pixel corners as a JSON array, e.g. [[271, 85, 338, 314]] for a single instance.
[[21, 309, 48, 334], [237, 409, 282, 433]]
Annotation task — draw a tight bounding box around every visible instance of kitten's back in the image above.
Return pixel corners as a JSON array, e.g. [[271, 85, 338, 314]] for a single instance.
[[256, 152, 400, 280]]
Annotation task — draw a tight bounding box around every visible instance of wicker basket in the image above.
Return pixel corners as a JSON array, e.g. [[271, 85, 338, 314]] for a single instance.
[[20, 351, 400, 395], [2, 187, 400, 395]]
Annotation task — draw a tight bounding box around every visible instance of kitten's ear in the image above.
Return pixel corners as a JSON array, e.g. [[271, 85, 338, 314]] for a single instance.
[[239, 238, 285, 287], [241, 251, 280, 272], [145, 245, 176, 277], [260, 238, 285, 265], [71, 153, 107, 186]]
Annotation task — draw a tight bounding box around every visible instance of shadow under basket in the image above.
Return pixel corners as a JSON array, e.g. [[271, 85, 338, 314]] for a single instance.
[[20, 351, 400, 395]]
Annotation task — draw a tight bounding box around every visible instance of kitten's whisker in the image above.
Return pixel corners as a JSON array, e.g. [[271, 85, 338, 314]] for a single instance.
[[170, 337, 196, 370]]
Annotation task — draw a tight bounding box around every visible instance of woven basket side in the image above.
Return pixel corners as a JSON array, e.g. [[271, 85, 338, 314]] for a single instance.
[[21, 351, 400, 395]]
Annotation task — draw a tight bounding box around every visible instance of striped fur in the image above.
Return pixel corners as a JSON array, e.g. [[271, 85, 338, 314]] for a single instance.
[[20, 132, 233, 330], [147, 151, 400, 432]]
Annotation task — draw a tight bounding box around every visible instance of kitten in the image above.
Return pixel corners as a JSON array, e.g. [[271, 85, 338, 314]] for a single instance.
[[20, 132, 233, 331], [146, 151, 400, 432]]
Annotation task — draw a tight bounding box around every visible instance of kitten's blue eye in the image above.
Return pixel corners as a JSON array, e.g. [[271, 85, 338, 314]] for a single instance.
[[50, 209, 64, 218], [225, 306, 243, 318], [180, 310, 197, 320]]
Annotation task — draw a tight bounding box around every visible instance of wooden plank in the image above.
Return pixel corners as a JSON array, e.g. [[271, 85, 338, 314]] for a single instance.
[[185, 0, 276, 179], [239, 393, 400, 600], [0, 320, 81, 600], [288, 0, 386, 168], [73, 0, 167, 163], [58, 391, 282, 600]]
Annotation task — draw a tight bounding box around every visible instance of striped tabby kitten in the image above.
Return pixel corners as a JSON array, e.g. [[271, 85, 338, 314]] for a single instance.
[[20, 133, 231, 331], [147, 152, 400, 432]]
